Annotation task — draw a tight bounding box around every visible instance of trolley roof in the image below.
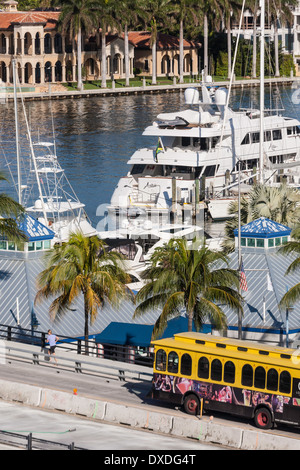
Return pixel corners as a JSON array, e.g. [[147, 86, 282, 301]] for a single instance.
[[151, 332, 300, 369]]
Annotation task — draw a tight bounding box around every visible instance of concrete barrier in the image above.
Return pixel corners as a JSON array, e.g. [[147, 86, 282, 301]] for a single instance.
[[0, 378, 300, 450]]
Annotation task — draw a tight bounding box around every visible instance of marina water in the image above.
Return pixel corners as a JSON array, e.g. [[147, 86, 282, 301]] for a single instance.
[[0, 84, 299, 233]]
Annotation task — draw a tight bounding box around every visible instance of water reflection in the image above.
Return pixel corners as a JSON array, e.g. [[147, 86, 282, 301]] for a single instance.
[[0, 86, 299, 228]]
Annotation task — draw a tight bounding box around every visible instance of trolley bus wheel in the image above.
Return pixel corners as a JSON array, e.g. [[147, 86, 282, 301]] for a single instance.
[[183, 394, 199, 416], [254, 407, 273, 430]]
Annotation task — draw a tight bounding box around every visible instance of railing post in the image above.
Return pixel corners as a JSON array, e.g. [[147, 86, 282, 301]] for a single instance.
[[77, 339, 81, 355], [7, 326, 11, 341], [27, 432, 32, 450]]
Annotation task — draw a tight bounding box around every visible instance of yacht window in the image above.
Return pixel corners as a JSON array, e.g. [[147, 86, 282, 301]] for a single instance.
[[193, 137, 200, 147], [251, 132, 260, 143], [241, 133, 250, 145], [182, 137, 190, 147], [131, 164, 146, 175], [287, 126, 300, 136], [273, 129, 282, 141], [203, 165, 219, 177], [211, 136, 220, 148], [264, 130, 271, 141], [200, 138, 209, 150]]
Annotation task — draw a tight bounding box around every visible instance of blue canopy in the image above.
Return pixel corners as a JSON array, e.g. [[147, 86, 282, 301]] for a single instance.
[[18, 214, 55, 241], [95, 317, 212, 347]]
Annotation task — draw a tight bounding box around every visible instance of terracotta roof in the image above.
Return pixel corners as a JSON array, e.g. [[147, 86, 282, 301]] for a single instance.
[[0, 11, 59, 30], [128, 31, 200, 50]]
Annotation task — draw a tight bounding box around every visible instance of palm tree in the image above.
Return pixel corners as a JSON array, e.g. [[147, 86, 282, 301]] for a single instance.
[[134, 238, 242, 338], [35, 233, 132, 353], [112, 0, 148, 87], [0, 172, 26, 242], [143, 0, 175, 85], [95, 0, 120, 88], [56, 0, 99, 91], [222, 183, 300, 252]]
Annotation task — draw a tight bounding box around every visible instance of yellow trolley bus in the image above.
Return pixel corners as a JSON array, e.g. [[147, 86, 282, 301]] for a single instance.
[[151, 332, 300, 429]]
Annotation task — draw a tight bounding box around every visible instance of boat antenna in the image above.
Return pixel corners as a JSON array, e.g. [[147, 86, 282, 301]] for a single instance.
[[13, 63, 48, 224], [12, 59, 21, 205], [259, 0, 265, 184]]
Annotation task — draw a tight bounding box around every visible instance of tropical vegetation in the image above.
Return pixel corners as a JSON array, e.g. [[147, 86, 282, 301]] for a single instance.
[[35, 233, 132, 353], [222, 183, 300, 252], [16, 0, 298, 90], [134, 238, 242, 338], [0, 172, 26, 243]]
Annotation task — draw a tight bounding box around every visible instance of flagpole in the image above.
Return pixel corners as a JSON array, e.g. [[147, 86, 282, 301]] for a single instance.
[[238, 158, 242, 340]]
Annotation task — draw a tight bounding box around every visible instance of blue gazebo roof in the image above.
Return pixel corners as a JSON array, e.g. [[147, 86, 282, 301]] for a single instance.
[[233, 217, 291, 239], [19, 214, 55, 241]]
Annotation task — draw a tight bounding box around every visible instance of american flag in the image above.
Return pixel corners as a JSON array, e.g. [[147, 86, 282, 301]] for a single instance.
[[239, 260, 248, 292]]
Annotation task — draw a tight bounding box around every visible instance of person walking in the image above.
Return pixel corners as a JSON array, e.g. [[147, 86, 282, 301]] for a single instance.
[[46, 329, 59, 364]]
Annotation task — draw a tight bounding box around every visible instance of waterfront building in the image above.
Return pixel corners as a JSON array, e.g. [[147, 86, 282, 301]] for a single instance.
[[0, 1, 200, 88]]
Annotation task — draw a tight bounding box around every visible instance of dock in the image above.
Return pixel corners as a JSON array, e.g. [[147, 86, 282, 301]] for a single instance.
[[2, 76, 300, 102]]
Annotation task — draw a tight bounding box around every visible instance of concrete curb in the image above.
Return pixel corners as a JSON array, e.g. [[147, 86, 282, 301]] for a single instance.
[[0, 378, 299, 450]]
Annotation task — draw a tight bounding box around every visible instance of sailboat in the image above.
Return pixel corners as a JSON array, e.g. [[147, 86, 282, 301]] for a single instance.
[[11, 60, 97, 245]]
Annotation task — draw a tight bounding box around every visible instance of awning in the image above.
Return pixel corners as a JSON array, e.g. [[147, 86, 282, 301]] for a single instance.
[[95, 318, 212, 348]]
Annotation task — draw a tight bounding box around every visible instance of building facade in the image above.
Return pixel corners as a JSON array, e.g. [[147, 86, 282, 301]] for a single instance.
[[0, 1, 200, 87]]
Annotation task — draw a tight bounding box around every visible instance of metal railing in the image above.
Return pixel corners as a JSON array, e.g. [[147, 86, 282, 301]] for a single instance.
[[0, 430, 86, 450], [0, 323, 154, 368], [2, 343, 153, 383]]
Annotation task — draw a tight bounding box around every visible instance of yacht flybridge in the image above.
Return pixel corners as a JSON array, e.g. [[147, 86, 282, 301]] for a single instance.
[[108, 84, 300, 221]]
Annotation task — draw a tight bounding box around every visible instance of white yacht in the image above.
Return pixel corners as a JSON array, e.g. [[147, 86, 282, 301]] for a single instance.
[[108, 84, 300, 221]]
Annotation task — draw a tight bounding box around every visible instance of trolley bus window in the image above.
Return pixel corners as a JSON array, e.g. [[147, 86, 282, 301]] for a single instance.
[[254, 366, 266, 389], [211, 359, 222, 381], [224, 361, 235, 384], [267, 368, 278, 391], [242, 364, 253, 387], [181, 353, 192, 376], [168, 351, 179, 373], [198, 356, 209, 379], [156, 349, 166, 371], [279, 370, 291, 394]]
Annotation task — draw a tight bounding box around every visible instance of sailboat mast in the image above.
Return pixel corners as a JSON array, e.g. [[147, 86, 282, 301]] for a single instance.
[[259, 0, 265, 184], [12, 59, 21, 204]]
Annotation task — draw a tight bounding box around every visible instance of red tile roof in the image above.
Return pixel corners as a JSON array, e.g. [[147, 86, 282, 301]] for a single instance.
[[0, 11, 59, 30], [128, 31, 200, 50]]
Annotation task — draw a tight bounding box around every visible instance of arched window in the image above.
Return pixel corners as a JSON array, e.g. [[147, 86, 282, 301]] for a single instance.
[[224, 361, 235, 384], [211, 359, 222, 381], [155, 349, 166, 371], [242, 364, 253, 387], [181, 353, 192, 376], [279, 370, 291, 394], [167, 351, 179, 373], [254, 366, 266, 389], [267, 368, 278, 391], [198, 356, 209, 379]]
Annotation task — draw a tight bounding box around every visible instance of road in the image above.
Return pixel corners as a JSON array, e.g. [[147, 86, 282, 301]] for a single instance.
[[1, 358, 300, 448], [0, 401, 223, 451]]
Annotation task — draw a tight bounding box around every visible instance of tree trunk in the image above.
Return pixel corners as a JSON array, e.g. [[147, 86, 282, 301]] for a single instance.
[[188, 309, 193, 332], [179, 19, 184, 84], [101, 25, 107, 88], [274, 16, 280, 77], [152, 39, 157, 85], [227, 16, 231, 79], [77, 26, 83, 91], [204, 14, 208, 80], [124, 23, 130, 87], [252, 13, 257, 78]]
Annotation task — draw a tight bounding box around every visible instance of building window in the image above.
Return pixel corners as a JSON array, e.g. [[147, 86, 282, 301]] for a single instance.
[[256, 239, 264, 248], [268, 238, 274, 248], [0, 241, 6, 250], [247, 238, 255, 247]]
